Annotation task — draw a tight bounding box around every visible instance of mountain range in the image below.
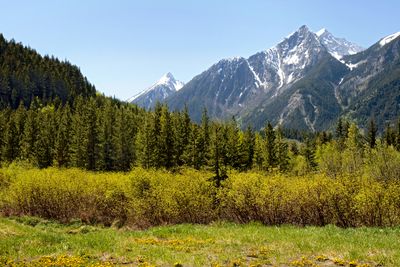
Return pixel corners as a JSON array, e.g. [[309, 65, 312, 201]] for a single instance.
[[131, 25, 400, 131]]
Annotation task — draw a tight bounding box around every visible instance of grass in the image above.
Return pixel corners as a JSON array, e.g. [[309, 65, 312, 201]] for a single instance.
[[0, 217, 399, 266]]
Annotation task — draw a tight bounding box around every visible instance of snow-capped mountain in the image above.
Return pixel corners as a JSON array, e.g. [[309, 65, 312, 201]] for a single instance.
[[131, 26, 400, 131], [316, 28, 364, 60], [129, 72, 184, 109], [167, 25, 347, 124]]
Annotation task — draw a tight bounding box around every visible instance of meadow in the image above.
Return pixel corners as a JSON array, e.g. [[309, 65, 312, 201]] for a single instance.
[[1, 216, 399, 266], [1, 164, 400, 266]]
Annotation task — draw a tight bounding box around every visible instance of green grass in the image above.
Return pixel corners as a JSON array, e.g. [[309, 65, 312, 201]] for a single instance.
[[1, 217, 399, 266]]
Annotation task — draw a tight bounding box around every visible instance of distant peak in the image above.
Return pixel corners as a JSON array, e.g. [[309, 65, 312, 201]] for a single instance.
[[284, 25, 312, 40], [158, 72, 175, 84], [316, 28, 328, 37]]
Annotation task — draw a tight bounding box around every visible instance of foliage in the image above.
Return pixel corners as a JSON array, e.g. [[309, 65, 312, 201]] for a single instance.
[[1, 165, 400, 228]]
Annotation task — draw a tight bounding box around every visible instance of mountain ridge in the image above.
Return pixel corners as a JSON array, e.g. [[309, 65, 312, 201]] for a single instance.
[[130, 26, 400, 131]]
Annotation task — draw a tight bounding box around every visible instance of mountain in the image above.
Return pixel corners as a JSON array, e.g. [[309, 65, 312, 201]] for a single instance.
[[0, 34, 96, 109], [129, 72, 184, 109], [338, 31, 400, 129], [130, 26, 400, 132], [166, 25, 364, 129], [316, 28, 364, 59]]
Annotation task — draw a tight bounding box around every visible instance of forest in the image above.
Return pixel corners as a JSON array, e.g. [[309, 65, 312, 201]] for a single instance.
[[1, 31, 400, 230]]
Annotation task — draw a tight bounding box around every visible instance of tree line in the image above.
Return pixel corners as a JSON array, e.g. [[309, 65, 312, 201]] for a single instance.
[[1, 96, 400, 180]]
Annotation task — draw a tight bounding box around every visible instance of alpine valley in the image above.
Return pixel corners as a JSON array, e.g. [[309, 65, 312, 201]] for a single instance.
[[131, 25, 400, 131]]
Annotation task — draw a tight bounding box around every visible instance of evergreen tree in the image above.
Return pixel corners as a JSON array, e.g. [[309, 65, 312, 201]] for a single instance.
[[275, 127, 289, 171], [194, 108, 210, 169], [20, 107, 38, 161], [136, 114, 153, 169], [302, 135, 317, 171], [113, 106, 137, 171], [253, 133, 264, 170], [210, 123, 227, 187], [35, 105, 56, 168], [97, 100, 116, 171], [175, 106, 191, 166], [159, 105, 175, 169], [54, 104, 72, 167], [225, 117, 240, 169], [70, 97, 87, 168], [240, 126, 255, 171], [367, 118, 377, 149], [85, 98, 100, 170], [264, 122, 276, 170], [3, 113, 19, 162]]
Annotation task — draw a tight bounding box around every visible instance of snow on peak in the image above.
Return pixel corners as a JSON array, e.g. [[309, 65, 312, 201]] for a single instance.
[[157, 72, 174, 85], [128, 72, 185, 103], [379, 32, 400, 47], [316, 28, 327, 37], [155, 72, 184, 91], [315, 28, 363, 59]]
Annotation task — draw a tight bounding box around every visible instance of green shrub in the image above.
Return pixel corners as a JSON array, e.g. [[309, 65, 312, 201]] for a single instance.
[[1, 166, 399, 227]]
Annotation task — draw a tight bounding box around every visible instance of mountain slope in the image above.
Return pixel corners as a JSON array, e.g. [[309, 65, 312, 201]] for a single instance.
[[129, 72, 184, 109], [166, 25, 361, 128], [339, 32, 400, 129], [0, 34, 96, 109]]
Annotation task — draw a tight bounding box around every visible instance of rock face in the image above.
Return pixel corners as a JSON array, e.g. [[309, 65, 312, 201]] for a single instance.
[[129, 72, 184, 109], [133, 26, 400, 131]]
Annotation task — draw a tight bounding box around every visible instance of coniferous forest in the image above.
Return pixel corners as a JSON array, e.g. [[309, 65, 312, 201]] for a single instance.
[[2, 33, 400, 232]]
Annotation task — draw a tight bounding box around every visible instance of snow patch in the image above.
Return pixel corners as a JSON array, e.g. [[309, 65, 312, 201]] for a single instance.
[[379, 32, 400, 47], [316, 28, 327, 37], [247, 61, 263, 87], [283, 53, 300, 65]]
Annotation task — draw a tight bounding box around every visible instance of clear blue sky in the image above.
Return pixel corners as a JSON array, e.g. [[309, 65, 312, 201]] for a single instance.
[[0, 0, 399, 100]]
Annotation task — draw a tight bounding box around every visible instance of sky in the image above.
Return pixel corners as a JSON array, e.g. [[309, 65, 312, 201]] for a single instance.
[[0, 0, 399, 100]]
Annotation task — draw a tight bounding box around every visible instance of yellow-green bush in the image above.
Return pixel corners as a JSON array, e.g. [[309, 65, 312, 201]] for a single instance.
[[1, 167, 130, 225], [0, 166, 399, 227], [128, 168, 217, 227], [219, 172, 400, 227]]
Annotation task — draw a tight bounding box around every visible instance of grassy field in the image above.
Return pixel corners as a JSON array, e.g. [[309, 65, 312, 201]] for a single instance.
[[0, 217, 399, 266]]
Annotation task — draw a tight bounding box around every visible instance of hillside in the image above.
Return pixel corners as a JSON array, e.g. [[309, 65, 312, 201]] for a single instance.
[[0, 34, 96, 109]]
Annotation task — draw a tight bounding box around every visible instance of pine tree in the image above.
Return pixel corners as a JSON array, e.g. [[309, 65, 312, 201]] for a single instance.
[[275, 127, 289, 171], [210, 123, 227, 187], [225, 117, 240, 169], [150, 103, 163, 168], [194, 108, 210, 169], [3, 113, 19, 162], [136, 114, 153, 169], [35, 105, 56, 168], [367, 118, 377, 149], [70, 97, 87, 168], [253, 133, 264, 170], [302, 135, 317, 171], [0, 110, 8, 162], [159, 105, 175, 169], [175, 106, 191, 166], [85, 98, 100, 170], [54, 104, 72, 167], [240, 126, 255, 171], [264, 122, 276, 170], [97, 100, 116, 171], [19, 108, 38, 162]]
